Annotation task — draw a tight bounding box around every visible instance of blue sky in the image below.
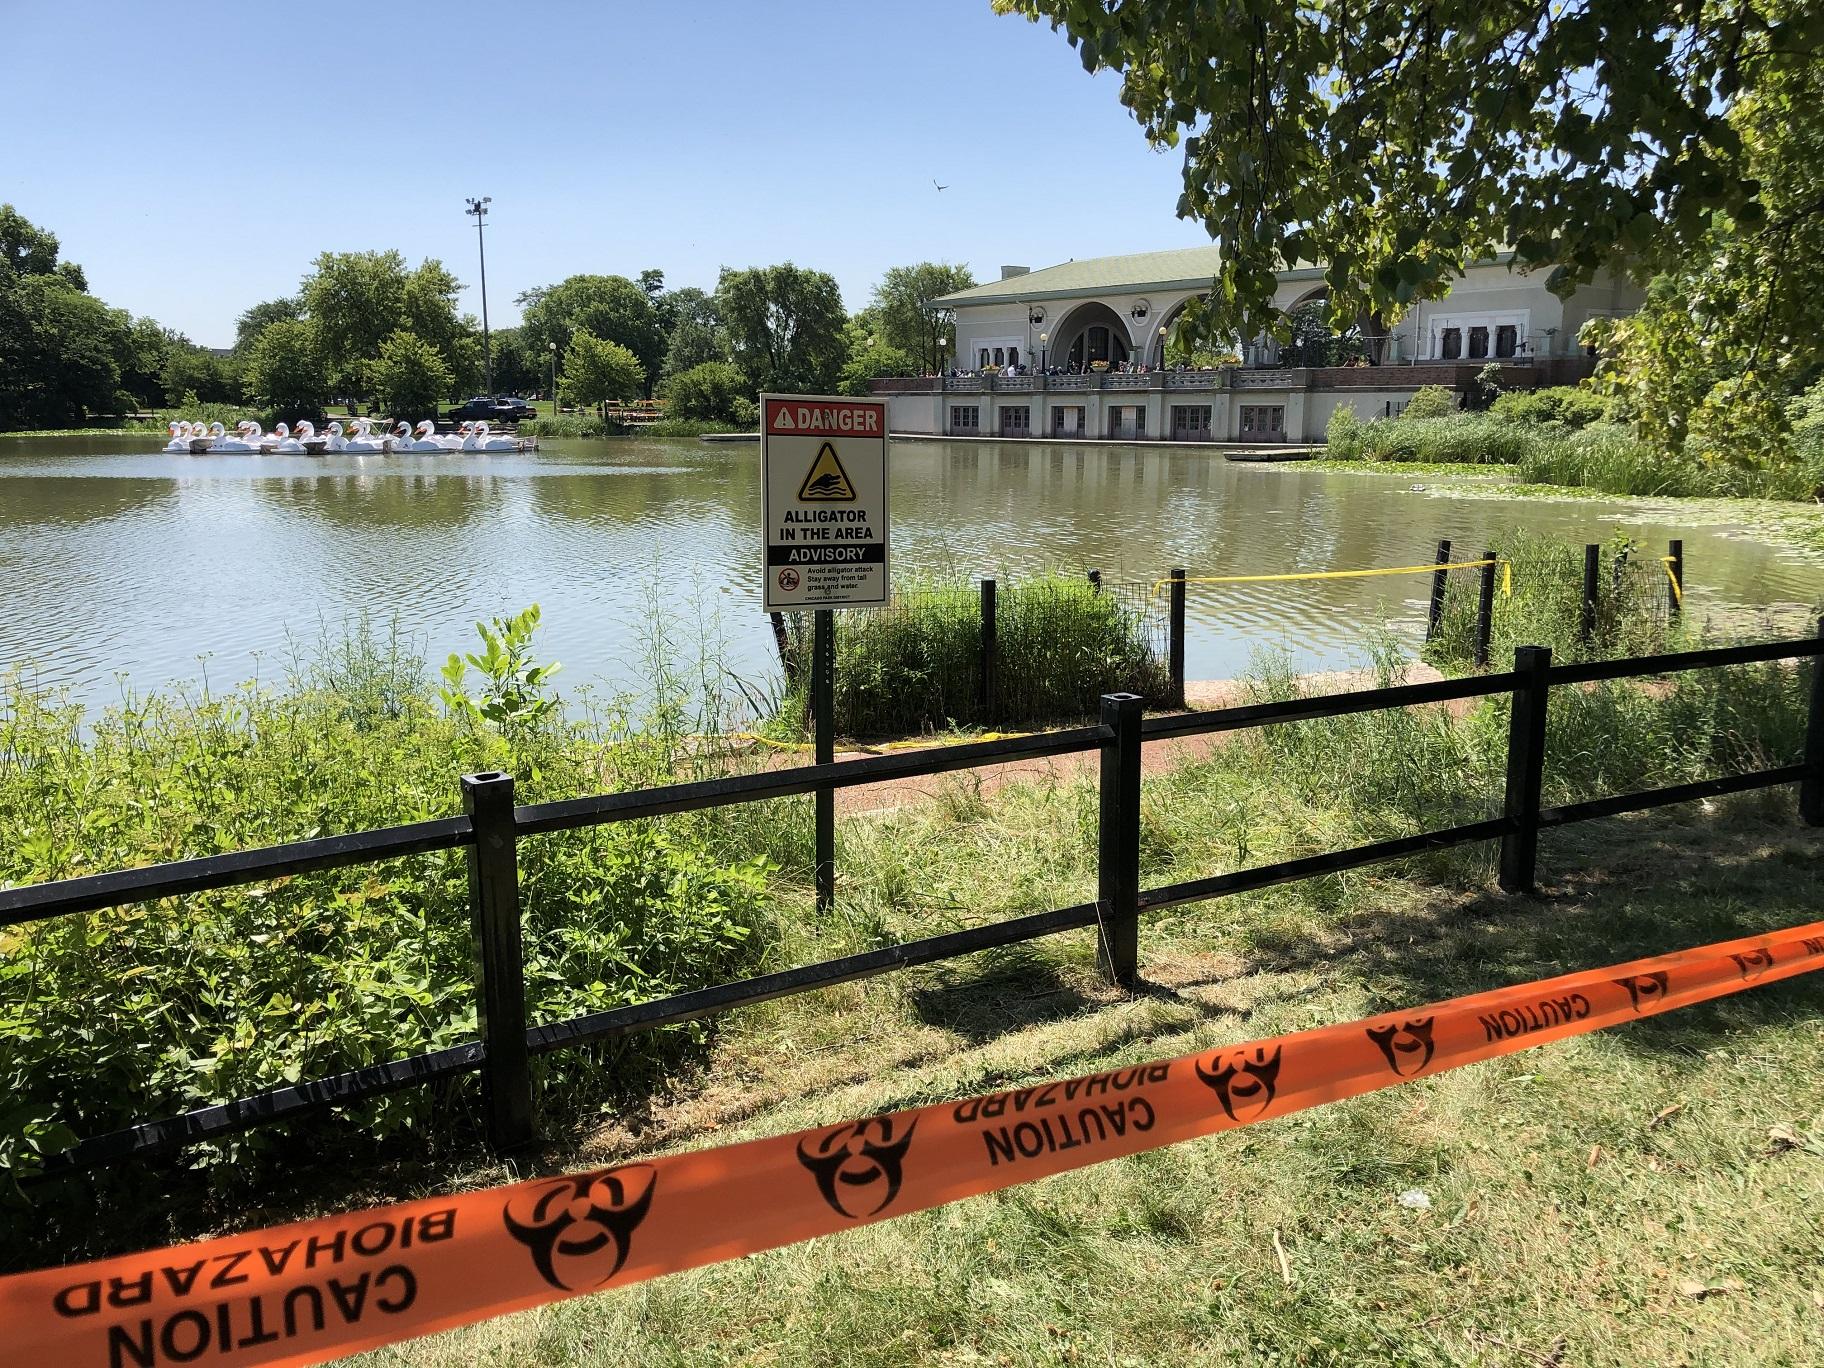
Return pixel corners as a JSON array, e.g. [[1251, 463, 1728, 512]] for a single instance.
[[1, 0, 1212, 345]]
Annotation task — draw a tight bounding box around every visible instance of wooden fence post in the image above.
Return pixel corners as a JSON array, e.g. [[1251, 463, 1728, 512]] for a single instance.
[[1168, 568, 1187, 707], [461, 771, 534, 1152], [1426, 539, 1452, 642], [1802, 618, 1824, 828], [979, 578, 998, 716], [813, 610, 835, 913], [1498, 646, 1553, 893], [1580, 544, 1600, 646], [1473, 550, 1498, 669], [1096, 693, 1145, 986]]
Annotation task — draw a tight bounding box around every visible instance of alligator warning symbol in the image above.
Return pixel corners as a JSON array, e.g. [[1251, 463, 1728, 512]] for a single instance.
[[797, 442, 856, 501]]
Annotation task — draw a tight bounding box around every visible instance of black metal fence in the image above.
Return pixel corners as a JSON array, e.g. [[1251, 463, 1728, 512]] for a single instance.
[[4, 628, 1821, 1176]]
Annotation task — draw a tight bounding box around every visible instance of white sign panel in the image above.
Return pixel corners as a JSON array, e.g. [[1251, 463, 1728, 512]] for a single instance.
[[761, 393, 890, 611]]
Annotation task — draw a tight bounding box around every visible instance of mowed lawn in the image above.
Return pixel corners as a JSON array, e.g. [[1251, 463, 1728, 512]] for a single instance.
[[360, 792, 1824, 1367]]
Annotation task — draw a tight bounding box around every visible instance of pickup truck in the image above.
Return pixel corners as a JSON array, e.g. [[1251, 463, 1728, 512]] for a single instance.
[[447, 396, 536, 424]]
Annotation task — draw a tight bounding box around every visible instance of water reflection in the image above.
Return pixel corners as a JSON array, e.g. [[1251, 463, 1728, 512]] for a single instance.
[[0, 434, 1819, 710]]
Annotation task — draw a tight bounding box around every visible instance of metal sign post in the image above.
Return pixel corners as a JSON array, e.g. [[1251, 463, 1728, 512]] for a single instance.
[[761, 394, 891, 913]]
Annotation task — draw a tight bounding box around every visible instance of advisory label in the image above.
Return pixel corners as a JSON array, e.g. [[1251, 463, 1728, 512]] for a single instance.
[[761, 395, 890, 611]]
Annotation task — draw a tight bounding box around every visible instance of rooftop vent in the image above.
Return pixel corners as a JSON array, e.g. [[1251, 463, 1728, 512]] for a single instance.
[[1000, 265, 1031, 280]]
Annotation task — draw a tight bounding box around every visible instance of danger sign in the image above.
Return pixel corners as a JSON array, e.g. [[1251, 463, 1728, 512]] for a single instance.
[[762, 394, 889, 611]]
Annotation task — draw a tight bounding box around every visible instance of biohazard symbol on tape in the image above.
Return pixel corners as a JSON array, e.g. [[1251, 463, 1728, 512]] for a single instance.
[[796, 1116, 917, 1219], [798, 442, 856, 501], [1194, 1044, 1283, 1121], [501, 1164, 656, 1291], [1364, 1017, 1437, 1077]]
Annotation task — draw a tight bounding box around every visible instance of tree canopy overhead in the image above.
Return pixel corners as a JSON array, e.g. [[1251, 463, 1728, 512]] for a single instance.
[[995, 0, 1824, 344]]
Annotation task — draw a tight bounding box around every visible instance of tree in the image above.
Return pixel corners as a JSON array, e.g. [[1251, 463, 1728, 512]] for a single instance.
[[995, 0, 1824, 350], [160, 339, 235, 404], [0, 203, 60, 280], [242, 319, 329, 416], [714, 263, 847, 395], [838, 340, 917, 396], [233, 297, 302, 356], [559, 331, 644, 412], [519, 275, 665, 392], [0, 274, 126, 425], [300, 251, 475, 401], [870, 262, 975, 372], [658, 360, 751, 423], [1586, 55, 1824, 466], [660, 286, 723, 378], [0, 206, 127, 427], [1279, 300, 1362, 369], [486, 327, 543, 397], [372, 330, 455, 419]]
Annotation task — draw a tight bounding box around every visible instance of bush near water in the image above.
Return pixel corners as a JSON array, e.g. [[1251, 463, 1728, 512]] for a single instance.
[[0, 617, 774, 1181], [775, 576, 1171, 738], [1326, 382, 1824, 501]]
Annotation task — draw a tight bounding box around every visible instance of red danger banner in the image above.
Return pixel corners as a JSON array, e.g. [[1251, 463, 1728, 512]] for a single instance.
[[7, 921, 1822, 1367]]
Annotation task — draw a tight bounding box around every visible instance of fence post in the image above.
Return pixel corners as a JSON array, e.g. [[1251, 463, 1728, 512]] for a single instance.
[[1580, 544, 1600, 646], [1088, 568, 1102, 595], [1473, 550, 1498, 669], [979, 578, 998, 716], [1096, 692, 1144, 987], [1498, 645, 1553, 893], [1802, 618, 1824, 827], [461, 771, 534, 1152], [813, 609, 835, 913], [1168, 568, 1187, 707], [1667, 539, 1684, 621], [1425, 539, 1452, 642]]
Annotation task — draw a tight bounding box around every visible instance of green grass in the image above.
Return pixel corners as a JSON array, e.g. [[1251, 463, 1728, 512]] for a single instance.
[[1327, 411, 1824, 502], [351, 648, 1824, 1366], [5, 621, 1822, 1364]]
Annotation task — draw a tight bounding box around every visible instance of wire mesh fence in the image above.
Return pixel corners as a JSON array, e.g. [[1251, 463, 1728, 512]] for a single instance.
[[778, 576, 1170, 736], [1427, 534, 1685, 670]]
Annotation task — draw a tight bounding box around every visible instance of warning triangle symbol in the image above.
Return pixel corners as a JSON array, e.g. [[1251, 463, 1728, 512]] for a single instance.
[[774, 407, 795, 431], [798, 442, 857, 501]]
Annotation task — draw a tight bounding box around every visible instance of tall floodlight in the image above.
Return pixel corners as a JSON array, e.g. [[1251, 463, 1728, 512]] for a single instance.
[[465, 196, 493, 395]]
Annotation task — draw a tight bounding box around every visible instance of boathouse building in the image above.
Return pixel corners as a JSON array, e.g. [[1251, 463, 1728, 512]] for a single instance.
[[872, 247, 1642, 443]]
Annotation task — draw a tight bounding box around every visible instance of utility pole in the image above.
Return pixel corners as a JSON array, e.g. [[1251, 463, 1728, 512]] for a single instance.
[[465, 196, 493, 395]]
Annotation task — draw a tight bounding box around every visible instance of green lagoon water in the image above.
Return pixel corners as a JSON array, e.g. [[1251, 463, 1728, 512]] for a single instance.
[[2, 433, 1819, 711]]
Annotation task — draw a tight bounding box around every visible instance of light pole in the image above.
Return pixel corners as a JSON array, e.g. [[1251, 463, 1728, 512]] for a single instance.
[[1157, 324, 1167, 369], [1039, 330, 1048, 373], [465, 196, 493, 395], [548, 340, 557, 411]]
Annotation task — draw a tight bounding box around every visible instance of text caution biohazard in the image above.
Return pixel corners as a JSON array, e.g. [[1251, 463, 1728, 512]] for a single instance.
[[762, 395, 889, 611]]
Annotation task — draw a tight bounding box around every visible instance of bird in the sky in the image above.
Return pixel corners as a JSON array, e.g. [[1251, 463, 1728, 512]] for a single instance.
[[933, 179, 949, 192]]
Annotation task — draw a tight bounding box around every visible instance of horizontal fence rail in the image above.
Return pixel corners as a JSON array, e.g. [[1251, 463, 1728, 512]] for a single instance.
[[8, 625, 1823, 1177]]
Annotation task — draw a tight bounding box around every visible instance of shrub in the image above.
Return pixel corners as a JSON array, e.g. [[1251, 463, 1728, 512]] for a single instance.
[[1401, 384, 1459, 419], [659, 361, 752, 424], [0, 615, 774, 1178], [777, 577, 1170, 737], [1422, 529, 1683, 671], [1490, 385, 1609, 428], [1324, 405, 1363, 457]]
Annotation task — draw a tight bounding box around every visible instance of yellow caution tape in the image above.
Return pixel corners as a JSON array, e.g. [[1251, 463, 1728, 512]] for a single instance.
[[1154, 558, 1511, 598], [1661, 555, 1684, 607]]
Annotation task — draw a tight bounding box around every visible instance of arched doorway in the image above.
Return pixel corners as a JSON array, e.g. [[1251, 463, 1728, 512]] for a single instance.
[[1047, 301, 1133, 371]]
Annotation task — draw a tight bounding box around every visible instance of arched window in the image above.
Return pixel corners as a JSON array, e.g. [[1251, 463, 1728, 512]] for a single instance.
[[993, 348, 1005, 366], [1008, 348, 1020, 367], [979, 349, 989, 368]]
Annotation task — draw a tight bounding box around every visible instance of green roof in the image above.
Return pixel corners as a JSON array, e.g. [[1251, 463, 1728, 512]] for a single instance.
[[931, 247, 1257, 307]]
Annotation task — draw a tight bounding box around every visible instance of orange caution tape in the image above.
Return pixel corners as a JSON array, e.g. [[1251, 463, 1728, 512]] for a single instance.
[[6, 920, 1823, 1367]]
